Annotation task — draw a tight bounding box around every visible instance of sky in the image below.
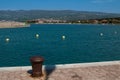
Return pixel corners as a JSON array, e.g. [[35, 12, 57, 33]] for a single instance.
[[0, 0, 119, 13]]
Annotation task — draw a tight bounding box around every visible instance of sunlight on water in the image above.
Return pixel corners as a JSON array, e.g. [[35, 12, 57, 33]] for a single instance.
[[5, 38, 10, 42], [62, 35, 66, 40]]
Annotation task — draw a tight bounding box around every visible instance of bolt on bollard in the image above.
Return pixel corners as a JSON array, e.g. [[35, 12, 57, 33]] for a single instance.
[[30, 56, 44, 77]]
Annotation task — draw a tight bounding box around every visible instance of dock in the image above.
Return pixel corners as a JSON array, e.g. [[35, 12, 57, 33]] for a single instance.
[[0, 61, 120, 80]]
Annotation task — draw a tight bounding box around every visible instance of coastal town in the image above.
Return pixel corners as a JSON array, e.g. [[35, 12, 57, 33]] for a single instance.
[[26, 17, 120, 24]]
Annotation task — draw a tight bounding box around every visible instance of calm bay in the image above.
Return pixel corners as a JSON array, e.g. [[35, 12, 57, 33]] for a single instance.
[[0, 24, 120, 67]]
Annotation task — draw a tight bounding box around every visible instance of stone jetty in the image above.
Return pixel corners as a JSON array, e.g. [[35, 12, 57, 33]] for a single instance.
[[0, 21, 29, 28]]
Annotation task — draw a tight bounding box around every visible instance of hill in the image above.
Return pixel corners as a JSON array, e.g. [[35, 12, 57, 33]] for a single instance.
[[0, 10, 120, 21]]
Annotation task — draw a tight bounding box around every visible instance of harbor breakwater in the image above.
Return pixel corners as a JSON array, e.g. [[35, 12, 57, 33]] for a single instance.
[[0, 21, 29, 28]]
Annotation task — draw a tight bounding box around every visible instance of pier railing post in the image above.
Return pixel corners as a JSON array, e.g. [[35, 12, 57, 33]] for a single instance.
[[30, 56, 44, 77]]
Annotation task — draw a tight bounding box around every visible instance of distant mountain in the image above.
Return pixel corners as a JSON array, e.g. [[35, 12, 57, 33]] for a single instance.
[[0, 10, 120, 21]]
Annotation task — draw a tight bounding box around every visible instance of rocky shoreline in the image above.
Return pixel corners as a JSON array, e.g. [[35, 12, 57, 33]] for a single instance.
[[0, 21, 29, 28]]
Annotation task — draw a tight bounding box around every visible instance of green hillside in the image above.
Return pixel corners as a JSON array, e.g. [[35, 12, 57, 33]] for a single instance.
[[0, 10, 120, 21]]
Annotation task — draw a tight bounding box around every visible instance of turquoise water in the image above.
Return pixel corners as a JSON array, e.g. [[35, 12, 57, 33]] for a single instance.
[[0, 24, 120, 67]]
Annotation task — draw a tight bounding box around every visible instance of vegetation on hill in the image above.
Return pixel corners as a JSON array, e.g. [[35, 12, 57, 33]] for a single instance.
[[0, 10, 120, 22]]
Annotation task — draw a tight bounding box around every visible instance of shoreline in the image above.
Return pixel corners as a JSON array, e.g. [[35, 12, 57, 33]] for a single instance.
[[32, 23, 120, 25], [0, 22, 120, 29]]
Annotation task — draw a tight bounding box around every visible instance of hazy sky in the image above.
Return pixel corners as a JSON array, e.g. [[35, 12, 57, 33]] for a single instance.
[[0, 0, 119, 13]]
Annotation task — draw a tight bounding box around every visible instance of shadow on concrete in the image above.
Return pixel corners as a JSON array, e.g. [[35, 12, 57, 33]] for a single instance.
[[27, 70, 32, 76], [27, 65, 56, 80], [44, 65, 56, 80]]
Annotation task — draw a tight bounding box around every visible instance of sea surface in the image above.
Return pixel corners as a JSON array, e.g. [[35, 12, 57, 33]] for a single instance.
[[0, 24, 120, 67]]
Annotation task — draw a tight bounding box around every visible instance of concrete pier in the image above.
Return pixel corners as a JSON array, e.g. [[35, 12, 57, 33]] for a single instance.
[[0, 61, 120, 80]]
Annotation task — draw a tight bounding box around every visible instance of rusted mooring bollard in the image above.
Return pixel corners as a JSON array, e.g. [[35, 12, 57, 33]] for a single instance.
[[30, 56, 44, 77]]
